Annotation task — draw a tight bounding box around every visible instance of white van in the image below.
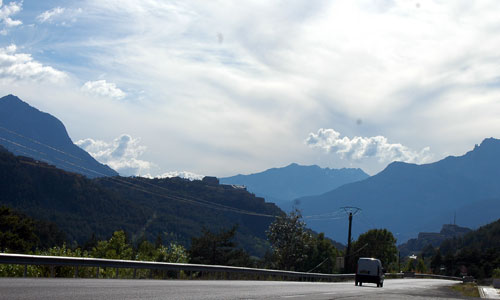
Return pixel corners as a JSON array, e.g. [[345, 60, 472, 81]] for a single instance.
[[355, 257, 385, 287]]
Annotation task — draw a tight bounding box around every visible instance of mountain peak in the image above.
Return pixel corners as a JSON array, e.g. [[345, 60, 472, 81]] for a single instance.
[[220, 163, 369, 206], [1, 94, 33, 109], [476, 137, 500, 150], [460, 137, 500, 161], [0, 94, 118, 178]]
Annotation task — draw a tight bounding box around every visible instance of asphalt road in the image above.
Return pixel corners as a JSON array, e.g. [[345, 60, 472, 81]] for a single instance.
[[0, 278, 466, 300]]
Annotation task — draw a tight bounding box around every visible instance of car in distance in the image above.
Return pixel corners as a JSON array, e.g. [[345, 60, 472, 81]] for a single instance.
[[355, 257, 385, 287]]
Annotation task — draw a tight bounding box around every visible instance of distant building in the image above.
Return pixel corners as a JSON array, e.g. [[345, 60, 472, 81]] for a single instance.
[[230, 184, 246, 190], [202, 176, 219, 186]]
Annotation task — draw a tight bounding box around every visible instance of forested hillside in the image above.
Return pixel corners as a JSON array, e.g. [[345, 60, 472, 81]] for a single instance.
[[0, 146, 283, 256], [429, 218, 500, 278]]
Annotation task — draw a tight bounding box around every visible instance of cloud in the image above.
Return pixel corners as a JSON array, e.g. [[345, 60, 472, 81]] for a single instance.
[[6, 1, 500, 176], [76, 134, 152, 176], [145, 171, 204, 181], [36, 7, 82, 25], [81, 80, 126, 99], [0, 0, 22, 34], [306, 128, 432, 164], [37, 7, 65, 23], [0, 44, 67, 82]]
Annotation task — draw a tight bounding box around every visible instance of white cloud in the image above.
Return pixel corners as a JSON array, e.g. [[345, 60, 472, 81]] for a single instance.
[[0, 1, 22, 34], [37, 7, 65, 23], [306, 128, 432, 164], [6, 1, 500, 176], [36, 7, 82, 25], [76, 134, 152, 176], [81, 80, 126, 99], [0, 44, 67, 82], [145, 171, 204, 181]]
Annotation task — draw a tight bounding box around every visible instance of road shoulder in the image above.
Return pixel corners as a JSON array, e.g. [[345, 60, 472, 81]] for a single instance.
[[479, 286, 500, 299]]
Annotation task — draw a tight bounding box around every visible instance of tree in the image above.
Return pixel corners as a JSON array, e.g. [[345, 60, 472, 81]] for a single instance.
[[92, 230, 133, 260], [405, 258, 415, 272], [416, 258, 427, 273], [351, 229, 397, 268], [266, 209, 311, 271], [302, 233, 340, 273], [0, 206, 38, 252], [430, 249, 442, 274], [156, 243, 189, 263], [189, 225, 251, 267]]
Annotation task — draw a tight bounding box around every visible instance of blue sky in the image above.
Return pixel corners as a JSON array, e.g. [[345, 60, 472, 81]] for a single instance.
[[2, 1, 500, 177]]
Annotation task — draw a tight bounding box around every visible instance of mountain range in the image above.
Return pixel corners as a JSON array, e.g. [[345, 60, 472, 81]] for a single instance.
[[2, 94, 499, 253], [0, 95, 117, 178], [220, 163, 368, 208], [294, 138, 500, 244]]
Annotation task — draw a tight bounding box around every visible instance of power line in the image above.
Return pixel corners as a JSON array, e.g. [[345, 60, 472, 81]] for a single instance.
[[0, 127, 349, 220], [0, 132, 279, 218], [0, 126, 82, 161]]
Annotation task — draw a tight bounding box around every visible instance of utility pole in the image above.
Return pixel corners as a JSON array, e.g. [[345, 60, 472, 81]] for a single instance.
[[398, 251, 401, 273], [342, 206, 361, 273], [346, 212, 353, 272]]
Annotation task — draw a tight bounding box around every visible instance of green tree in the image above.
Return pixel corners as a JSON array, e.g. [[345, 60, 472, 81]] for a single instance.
[[136, 240, 156, 261], [416, 258, 427, 273], [189, 225, 251, 267], [405, 258, 415, 272], [0, 206, 38, 252], [156, 243, 189, 263], [266, 209, 311, 271], [92, 230, 133, 260], [493, 268, 500, 279], [430, 249, 442, 274], [351, 229, 397, 268], [302, 233, 339, 273]]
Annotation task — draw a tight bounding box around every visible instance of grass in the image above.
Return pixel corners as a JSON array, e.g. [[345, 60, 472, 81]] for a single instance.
[[450, 283, 480, 298]]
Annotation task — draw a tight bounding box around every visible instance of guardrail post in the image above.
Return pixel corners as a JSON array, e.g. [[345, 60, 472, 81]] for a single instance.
[[23, 264, 27, 278], [133, 268, 137, 279], [50, 266, 55, 278], [96, 267, 99, 278], [74, 266, 79, 278], [115, 268, 119, 279], [149, 269, 153, 279]]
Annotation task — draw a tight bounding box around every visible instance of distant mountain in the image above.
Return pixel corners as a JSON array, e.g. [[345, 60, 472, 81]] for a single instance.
[[0, 146, 283, 256], [398, 224, 471, 257], [0, 94, 117, 178], [220, 163, 369, 208], [294, 138, 500, 244]]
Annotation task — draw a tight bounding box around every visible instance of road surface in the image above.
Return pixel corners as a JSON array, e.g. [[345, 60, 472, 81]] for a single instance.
[[0, 278, 466, 299]]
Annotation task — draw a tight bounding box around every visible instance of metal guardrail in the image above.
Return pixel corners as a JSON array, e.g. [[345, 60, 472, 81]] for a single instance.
[[0, 253, 354, 281], [414, 273, 463, 281], [387, 272, 462, 281], [0, 254, 465, 282]]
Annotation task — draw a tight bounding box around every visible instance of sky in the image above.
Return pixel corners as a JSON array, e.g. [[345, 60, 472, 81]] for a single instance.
[[1, 0, 500, 177]]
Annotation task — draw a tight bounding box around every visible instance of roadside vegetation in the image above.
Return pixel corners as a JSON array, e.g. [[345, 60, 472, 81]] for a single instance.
[[1, 206, 402, 278], [8, 205, 496, 281], [450, 283, 480, 298]]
